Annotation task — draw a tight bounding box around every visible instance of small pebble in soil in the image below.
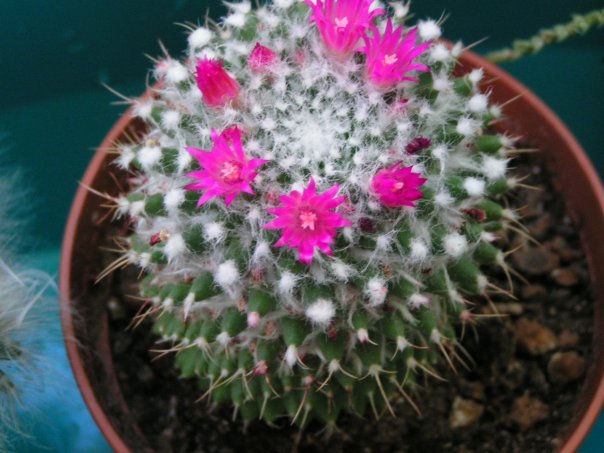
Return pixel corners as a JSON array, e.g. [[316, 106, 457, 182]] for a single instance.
[[107, 297, 127, 320], [558, 329, 580, 348], [521, 284, 547, 300], [551, 267, 579, 287], [547, 351, 586, 384], [527, 214, 553, 240], [512, 247, 560, 276], [510, 393, 550, 431], [449, 397, 485, 429], [515, 318, 558, 355]]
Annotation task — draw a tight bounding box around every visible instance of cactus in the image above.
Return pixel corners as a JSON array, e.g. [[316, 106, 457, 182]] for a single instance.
[[111, 0, 520, 428]]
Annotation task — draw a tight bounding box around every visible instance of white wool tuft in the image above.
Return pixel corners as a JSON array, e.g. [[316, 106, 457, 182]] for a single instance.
[[117, 197, 130, 215], [410, 239, 428, 261], [273, 0, 295, 8], [390, 1, 410, 18], [481, 231, 497, 242], [409, 293, 430, 309], [435, 191, 454, 206], [489, 105, 503, 119], [204, 222, 226, 242], [215, 260, 240, 288], [216, 332, 231, 347], [469, 68, 484, 85], [430, 43, 449, 62], [468, 94, 488, 113], [166, 63, 189, 84], [432, 144, 448, 160], [225, 13, 247, 28], [433, 77, 451, 92], [306, 299, 336, 326], [165, 234, 186, 262], [482, 156, 508, 180], [463, 177, 486, 196], [285, 344, 298, 367], [133, 101, 153, 120], [246, 207, 262, 223], [129, 200, 145, 217], [252, 241, 271, 261], [331, 261, 354, 281], [451, 41, 464, 58], [165, 189, 185, 211], [138, 146, 162, 171], [418, 19, 442, 41], [278, 271, 297, 294], [162, 111, 181, 130], [477, 275, 488, 291], [188, 27, 213, 49], [247, 311, 261, 328], [357, 328, 370, 343], [177, 150, 193, 176], [197, 48, 217, 60], [444, 233, 468, 258], [376, 235, 391, 250], [117, 146, 135, 169], [225, 1, 252, 14], [456, 118, 478, 137], [139, 252, 151, 268], [262, 117, 276, 131], [366, 277, 387, 306]]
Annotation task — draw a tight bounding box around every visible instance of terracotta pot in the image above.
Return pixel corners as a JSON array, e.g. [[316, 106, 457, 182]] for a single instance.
[[60, 50, 604, 452]]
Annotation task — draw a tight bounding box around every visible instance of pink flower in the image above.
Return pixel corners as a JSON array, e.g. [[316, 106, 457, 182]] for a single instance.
[[248, 43, 278, 73], [263, 179, 351, 265], [195, 58, 240, 108], [359, 19, 430, 88], [372, 163, 427, 208], [305, 0, 385, 55], [186, 128, 268, 206]]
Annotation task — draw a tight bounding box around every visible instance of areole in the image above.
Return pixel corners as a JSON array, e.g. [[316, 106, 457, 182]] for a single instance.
[[60, 49, 604, 452]]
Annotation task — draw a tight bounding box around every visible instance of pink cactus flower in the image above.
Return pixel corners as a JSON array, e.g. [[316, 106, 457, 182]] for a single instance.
[[220, 125, 246, 145], [263, 179, 351, 265], [248, 43, 278, 73], [186, 128, 268, 206], [372, 163, 427, 208], [195, 58, 240, 108], [305, 0, 385, 55], [359, 19, 430, 88]]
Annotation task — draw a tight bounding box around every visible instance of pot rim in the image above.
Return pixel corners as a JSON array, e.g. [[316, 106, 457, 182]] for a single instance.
[[59, 50, 604, 453], [60, 103, 140, 453]]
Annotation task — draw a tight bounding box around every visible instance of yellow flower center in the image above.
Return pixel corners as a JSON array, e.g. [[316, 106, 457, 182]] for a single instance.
[[221, 161, 243, 184], [299, 210, 318, 231], [383, 54, 398, 65], [392, 181, 405, 192], [334, 17, 349, 29]]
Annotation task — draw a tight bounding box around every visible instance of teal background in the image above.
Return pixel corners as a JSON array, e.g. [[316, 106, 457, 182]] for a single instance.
[[0, 1, 602, 451]]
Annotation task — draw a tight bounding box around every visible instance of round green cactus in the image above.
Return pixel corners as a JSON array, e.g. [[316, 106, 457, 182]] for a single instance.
[[113, 0, 518, 428]]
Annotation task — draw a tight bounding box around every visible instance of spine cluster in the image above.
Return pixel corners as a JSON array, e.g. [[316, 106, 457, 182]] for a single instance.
[[112, 0, 518, 426]]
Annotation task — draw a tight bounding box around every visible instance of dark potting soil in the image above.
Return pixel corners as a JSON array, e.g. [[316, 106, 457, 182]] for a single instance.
[[105, 155, 595, 453]]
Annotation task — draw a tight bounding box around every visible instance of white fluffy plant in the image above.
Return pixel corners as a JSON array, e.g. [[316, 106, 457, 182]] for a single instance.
[[0, 170, 51, 445], [110, 0, 521, 427]]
